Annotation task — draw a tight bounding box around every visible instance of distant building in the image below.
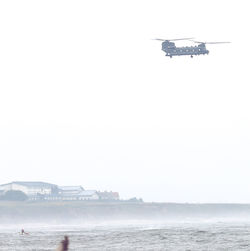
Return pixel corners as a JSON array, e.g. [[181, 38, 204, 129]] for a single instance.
[[0, 181, 117, 201], [77, 190, 99, 200], [58, 186, 84, 195], [43, 188, 99, 201], [0, 181, 57, 196], [98, 191, 120, 200]]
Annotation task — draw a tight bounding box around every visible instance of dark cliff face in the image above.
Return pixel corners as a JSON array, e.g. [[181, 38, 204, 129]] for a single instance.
[[1, 201, 250, 224]]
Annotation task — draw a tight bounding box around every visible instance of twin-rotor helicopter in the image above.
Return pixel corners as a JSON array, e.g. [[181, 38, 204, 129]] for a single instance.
[[154, 37, 230, 58]]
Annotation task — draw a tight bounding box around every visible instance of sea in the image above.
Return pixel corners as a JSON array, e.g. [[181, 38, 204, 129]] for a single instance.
[[1, 220, 250, 250]]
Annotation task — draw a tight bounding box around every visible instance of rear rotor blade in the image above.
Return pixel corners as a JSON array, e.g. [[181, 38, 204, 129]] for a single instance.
[[170, 37, 195, 41], [153, 37, 194, 41], [190, 40, 231, 44], [189, 40, 204, 43], [153, 38, 166, 41], [204, 42, 231, 44]]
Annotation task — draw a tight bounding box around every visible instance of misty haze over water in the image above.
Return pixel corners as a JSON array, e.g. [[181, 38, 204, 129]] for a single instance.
[[1, 202, 250, 250], [1, 220, 250, 250], [2, 201, 250, 224]]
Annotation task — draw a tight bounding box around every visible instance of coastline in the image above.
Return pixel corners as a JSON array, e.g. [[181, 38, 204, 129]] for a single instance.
[[1, 201, 250, 224]]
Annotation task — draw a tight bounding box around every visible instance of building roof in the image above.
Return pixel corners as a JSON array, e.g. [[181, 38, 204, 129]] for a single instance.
[[98, 191, 120, 199], [0, 181, 56, 188], [78, 190, 98, 196], [59, 186, 84, 191]]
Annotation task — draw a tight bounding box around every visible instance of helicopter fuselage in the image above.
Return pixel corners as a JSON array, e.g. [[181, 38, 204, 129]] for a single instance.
[[162, 41, 209, 57]]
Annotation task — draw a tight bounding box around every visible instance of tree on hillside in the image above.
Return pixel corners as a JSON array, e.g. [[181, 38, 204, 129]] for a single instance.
[[1, 190, 28, 201]]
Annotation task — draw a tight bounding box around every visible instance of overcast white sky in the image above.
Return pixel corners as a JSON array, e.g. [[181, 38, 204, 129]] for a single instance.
[[0, 0, 249, 202]]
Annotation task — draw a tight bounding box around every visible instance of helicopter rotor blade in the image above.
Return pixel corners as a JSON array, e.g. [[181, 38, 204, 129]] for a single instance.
[[153, 38, 166, 41], [204, 42, 231, 44], [189, 40, 204, 43], [169, 37, 195, 41], [190, 40, 231, 44], [153, 37, 194, 41]]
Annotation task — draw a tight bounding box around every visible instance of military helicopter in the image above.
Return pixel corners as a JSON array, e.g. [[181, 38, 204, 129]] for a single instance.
[[154, 38, 230, 58]]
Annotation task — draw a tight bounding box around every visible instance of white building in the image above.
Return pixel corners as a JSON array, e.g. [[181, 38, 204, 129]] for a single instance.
[[0, 182, 105, 201], [58, 186, 84, 195], [0, 181, 57, 196], [77, 190, 99, 200], [44, 188, 99, 201], [98, 191, 120, 200]]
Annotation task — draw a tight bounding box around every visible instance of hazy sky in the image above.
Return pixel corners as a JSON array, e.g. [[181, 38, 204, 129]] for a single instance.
[[0, 0, 249, 202]]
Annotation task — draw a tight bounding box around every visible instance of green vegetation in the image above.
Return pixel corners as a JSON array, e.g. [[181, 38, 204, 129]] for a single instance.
[[1, 201, 250, 224], [0, 190, 28, 201]]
